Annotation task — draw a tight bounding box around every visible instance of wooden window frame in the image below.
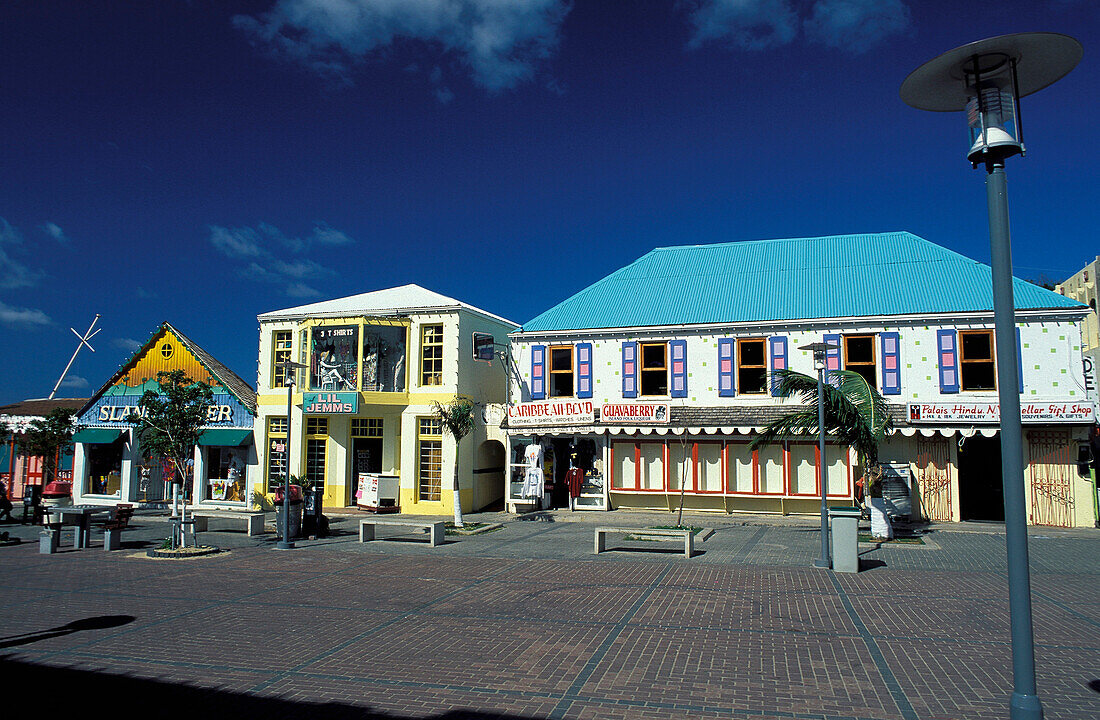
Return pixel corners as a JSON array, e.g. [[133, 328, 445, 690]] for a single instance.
[[639, 342, 668, 397], [350, 418, 384, 438], [417, 417, 443, 502], [737, 338, 767, 394], [272, 330, 292, 388], [843, 334, 877, 388], [304, 418, 328, 489], [420, 324, 444, 387], [549, 345, 574, 398], [959, 329, 997, 391]]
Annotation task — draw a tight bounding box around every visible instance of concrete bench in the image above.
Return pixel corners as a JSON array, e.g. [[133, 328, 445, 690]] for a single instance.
[[594, 526, 694, 558], [360, 519, 445, 547], [190, 510, 266, 536]]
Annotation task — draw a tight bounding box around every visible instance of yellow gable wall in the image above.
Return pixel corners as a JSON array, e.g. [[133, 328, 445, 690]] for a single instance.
[[120, 329, 223, 389]]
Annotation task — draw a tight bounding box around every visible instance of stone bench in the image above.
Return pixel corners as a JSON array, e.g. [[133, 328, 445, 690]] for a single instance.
[[190, 509, 266, 536], [594, 526, 694, 558], [360, 519, 445, 547]]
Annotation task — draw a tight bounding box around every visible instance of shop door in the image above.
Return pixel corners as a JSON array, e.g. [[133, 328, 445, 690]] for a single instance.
[[550, 439, 570, 509], [958, 434, 1003, 522], [1027, 431, 1074, 528], [915, 437, 953, 522], [350, 438, 383, 505]]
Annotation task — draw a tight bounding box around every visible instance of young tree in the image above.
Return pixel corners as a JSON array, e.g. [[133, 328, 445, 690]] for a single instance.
[[431, 396, 476, 528], [18, 408, 81, 485], [128, 370, 213, 548], [751, 369, 891, 470]]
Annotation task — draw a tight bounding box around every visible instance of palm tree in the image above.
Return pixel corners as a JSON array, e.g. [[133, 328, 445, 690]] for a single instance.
[[431, 396, 476, 528], [751, 369, 891, 470]]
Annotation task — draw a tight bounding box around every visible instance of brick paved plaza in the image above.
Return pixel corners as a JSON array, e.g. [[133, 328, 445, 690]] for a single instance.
[[1, 512, 1097, 720]]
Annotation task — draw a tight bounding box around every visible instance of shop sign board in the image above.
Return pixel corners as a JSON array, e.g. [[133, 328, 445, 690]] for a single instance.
[[599, 403, 670, 424], [85, 392, 248, 426], [508, 400, 595, 427], [303, 391, 358, 414], [907, 402, 1095, 424]]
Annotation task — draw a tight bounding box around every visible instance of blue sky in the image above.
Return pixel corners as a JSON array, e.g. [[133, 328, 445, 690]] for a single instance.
[[1, 0, 1097, 404]]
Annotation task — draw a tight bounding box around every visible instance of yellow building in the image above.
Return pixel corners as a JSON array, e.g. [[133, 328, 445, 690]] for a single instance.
[[1055, 256, 1100, 362], [255, 285, 516, 516]]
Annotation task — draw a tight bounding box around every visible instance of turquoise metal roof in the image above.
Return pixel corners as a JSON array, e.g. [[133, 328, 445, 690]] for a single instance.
[[521, 232, 1084, 332]]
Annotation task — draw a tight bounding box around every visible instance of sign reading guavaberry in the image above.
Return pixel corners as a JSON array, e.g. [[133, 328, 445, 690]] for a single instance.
[[599, 403, 670, 424], [907, 402, 1095, 424], [507, 400, 595, 426], [303, 392, 359, 414]]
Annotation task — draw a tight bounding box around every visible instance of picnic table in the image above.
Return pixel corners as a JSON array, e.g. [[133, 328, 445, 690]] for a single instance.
[[46, 505, 114, 549]]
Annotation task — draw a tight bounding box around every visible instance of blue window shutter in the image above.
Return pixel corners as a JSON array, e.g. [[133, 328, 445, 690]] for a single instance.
[[937, 330, 959, 393], [670, 340, 688, 398], [531, 344, 546, 400], [576, 342, 593, 399], [769, 336, 787, 396], [880, 332, 901, 395], [718, 338, 735, 397], [622, 341, 638, 398], [1016, 326, 1023, 393], [823, 334, 841, 385]]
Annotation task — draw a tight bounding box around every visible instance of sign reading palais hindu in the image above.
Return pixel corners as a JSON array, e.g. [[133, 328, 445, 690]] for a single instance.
[[599, 403, 670, 424], [907, 402, 1095, 424], [303, 392, 359, 414], [507, 400, 595, 426]]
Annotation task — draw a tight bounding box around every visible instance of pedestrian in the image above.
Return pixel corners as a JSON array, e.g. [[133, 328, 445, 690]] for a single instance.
[[0, 478, 13, 522], [866, 464, 893, 541]]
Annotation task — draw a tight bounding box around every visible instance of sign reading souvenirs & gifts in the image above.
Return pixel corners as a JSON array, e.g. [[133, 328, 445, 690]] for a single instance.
[[303, 392, 359, 414], [907, 402, 1095, 424], [507, 400, 595, 427], [599, 403, 670, 424]]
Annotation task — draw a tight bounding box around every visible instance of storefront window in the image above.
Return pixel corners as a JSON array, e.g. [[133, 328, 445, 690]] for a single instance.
[[418, 417, 442, 501], [305, 418, 328, 490], [272, 330, 292, 388], [362, 325, 407, 392], [310, 325, 358, 391], [86, 436, 125, 496], [266, 417, 287, 491], [727, 442, 754, 493], [420, 325, 443, 387], [206, 446, 247, 502]]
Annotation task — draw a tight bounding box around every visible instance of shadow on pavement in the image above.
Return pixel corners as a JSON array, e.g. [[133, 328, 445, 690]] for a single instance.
[[0, 657, 542, 720], [0, 615, 135, 649]]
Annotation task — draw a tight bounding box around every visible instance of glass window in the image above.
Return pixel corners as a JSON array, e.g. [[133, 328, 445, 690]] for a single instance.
[[844, 335, 877, 387], [738, 339, 767, 394], [265, 416, 287, 491], [639, 442, 664, 490], [697, 443, 723, 492], [351, 418, 383, 437], [310, 325, 359, 391], [612, 441, 636, 490], [417, 417, 442, 501], [758, 445, 784, 494], [206, 446, 246, 502], [362, 325, 407, 392], [640, 342, 668, 396], [272, 330, 292, 388], [788, 443, 818, 495], [86, 436, 125, 496], [305, 417, 328, 490], [727, 442, 754, 493], [960, 330, 996, 390], [549, 345, 574, 397], [420, 325, 444, 387]]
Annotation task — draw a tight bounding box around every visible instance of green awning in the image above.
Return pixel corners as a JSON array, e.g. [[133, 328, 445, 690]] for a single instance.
[[73, 428, 124, 444], [198, 428, 254, 447]]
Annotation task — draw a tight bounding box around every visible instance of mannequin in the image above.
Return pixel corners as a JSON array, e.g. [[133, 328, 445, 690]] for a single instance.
[[565, 447, 584, 511], [521, 435, 544, 501]]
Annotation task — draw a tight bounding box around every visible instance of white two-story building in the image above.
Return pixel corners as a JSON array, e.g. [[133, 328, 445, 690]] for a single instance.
[[504, 232, 1097, 528]]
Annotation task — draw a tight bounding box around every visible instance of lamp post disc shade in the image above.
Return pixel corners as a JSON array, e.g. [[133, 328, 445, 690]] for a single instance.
[[900, 32, 1082, 111]]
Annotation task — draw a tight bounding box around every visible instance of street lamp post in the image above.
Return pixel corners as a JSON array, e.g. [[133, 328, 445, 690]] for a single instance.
[[276, 360, 307, 551], [901, 33, 1081, 720], [800, 342, 832, 569]]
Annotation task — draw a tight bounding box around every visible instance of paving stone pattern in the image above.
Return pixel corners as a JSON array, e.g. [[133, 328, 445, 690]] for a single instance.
[[0, 511, 1097, 720]]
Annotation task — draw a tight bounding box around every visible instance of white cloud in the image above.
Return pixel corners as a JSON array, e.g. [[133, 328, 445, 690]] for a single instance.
[[803, 0, 909, 52], [113, 337, 144, 353], [60, 375, 89, 389], [41, 222, 69, 244], [0, 300, 51, 326], [0, 218, 44, 289], [233, 0, 571, 93], [684, 0, 909, 52], [209, 222, 353, 297]]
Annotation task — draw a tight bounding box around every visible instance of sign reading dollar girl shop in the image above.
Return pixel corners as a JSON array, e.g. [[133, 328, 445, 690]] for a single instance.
[[599, 403, 670, 424], [907, 402, 1095, 424], [303, 392, 359, 414], [507, 400, 595, 427]]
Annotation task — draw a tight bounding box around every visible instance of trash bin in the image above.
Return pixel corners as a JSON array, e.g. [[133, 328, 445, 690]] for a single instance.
[[41, 481, 73, 509], [828, 507, 862, 573], [302, 487, 326, 538], [273, 484, 302, 540]]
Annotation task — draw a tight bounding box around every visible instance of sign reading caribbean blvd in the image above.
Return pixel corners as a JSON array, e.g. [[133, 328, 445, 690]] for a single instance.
[[303, 392, 359, 414], [907, 402, 1095, 424], [507, 400, 595, 427]]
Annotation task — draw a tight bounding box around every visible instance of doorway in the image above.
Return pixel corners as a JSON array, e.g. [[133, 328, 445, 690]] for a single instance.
[[349, 437, 383, 505], [958, 434, 1004, 521]]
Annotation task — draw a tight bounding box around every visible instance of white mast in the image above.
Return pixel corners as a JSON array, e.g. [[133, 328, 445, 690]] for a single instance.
[[48, 314, 101, 399]]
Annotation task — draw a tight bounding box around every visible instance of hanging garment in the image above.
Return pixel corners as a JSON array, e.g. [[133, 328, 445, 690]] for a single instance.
[[565, 468, 584, 499], [522, 467, 544, 499], [869, 497, 893, 539]]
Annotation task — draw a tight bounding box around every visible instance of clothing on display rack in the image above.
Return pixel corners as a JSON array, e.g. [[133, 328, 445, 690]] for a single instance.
[[521, 442, 544, 500]]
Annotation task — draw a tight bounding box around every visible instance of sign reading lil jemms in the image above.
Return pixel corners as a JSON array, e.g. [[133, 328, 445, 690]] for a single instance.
[[303, 392, 358, 414]]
